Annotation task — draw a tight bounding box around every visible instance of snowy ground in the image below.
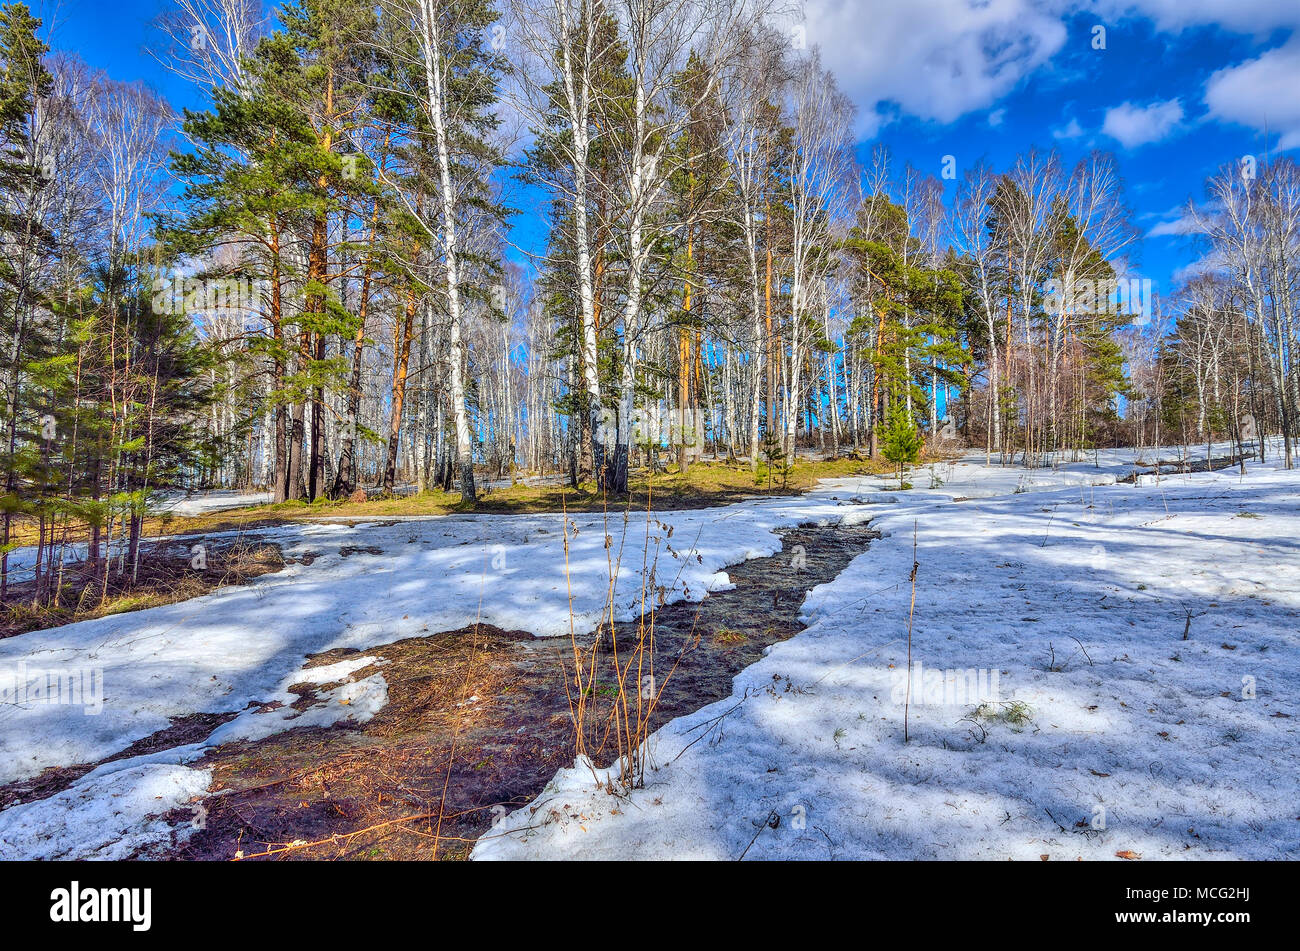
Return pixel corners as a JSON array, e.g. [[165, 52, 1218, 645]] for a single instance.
[[474, 444, 1300, 860], [155, 489, 274, 517], [0, 491, 870, 858], [3, 443, 1296, 860]]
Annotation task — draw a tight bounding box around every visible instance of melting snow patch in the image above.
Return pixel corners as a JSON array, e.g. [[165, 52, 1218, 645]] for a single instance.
[[0, 763, 211, 860]]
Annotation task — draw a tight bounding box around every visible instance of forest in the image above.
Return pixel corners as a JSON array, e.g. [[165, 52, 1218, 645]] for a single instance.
[[2, 0, 1298, 602]]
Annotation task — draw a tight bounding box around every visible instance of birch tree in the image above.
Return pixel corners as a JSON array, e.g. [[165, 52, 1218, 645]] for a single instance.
[[380, 0, 506, 502]]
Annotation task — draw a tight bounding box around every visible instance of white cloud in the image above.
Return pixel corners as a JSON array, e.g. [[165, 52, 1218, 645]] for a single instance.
[[799, 1, 1300, 144], [1205, 38, 1300, 149], [1146, 206, 1204, 238], [1053, 118, 1085, 140], [1172, 248, 1229, 284], [802, 0, 1070, 137], [988, 108, 1007, 128], [1101, 1, 1300, 34], [1101, 99, 1184, 148]]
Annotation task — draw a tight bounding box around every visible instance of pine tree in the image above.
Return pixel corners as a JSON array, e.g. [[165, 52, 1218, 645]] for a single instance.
[[169, 0, 381, 502], [880, 399, 922, 486], [0, 2, 53, 597]]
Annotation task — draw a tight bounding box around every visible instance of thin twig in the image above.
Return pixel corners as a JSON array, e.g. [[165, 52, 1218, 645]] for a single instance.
[[904, 519, 918, 744]]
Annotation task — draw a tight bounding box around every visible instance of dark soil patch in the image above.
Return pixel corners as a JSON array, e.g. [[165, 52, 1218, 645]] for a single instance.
[[174, 521, 877, 862], [1, 538, 285, 639]]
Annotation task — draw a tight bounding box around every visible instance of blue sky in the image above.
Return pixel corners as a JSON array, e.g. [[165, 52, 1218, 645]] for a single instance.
[[803, 0, 1300, 298], [853, 9, 1292, 296], [32, 0, 1300, 297], [33, 0, 199, 106]]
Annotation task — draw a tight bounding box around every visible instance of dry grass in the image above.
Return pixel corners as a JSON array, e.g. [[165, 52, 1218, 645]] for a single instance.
[[183, 625, 566, 862], [193, 455, 901, 520], [4, 455, 908, 557], [1, 539, 284, 638]]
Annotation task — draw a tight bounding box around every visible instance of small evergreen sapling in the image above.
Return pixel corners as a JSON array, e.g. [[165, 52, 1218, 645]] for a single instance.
[[881, 402, 922, 487]]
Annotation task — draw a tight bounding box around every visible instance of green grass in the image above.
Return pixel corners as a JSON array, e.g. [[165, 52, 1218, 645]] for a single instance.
[[972, 700, 1034, 728]]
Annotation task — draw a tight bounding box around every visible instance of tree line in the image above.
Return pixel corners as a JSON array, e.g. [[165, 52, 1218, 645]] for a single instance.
[[3, 0, 1297, 601]]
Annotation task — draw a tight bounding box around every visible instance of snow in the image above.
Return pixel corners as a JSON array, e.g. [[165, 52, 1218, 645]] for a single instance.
[[0, 500, 871, 779], [155, 490, 273, 517], [0, 490, 871, 857], [4, 442, 1297, 860], [0, 763, 210, 860], [205, 670, 389, 746], [474, 447, 1300, 860]]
